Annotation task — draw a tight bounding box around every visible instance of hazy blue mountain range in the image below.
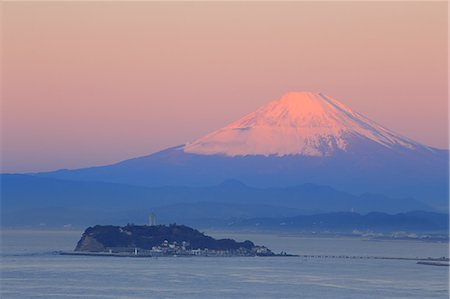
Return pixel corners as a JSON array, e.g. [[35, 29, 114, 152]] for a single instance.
[[34, 144, 448, 210], [231, 211, 449, 232], [1, 174, 434, 228]]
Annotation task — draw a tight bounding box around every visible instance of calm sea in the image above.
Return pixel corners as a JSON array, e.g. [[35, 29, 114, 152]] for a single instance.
[[1, 229, 448, 298]]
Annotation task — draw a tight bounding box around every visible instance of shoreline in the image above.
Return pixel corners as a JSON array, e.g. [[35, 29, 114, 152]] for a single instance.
[[57, 250, 448, 264], [57, 250, 298, 258]]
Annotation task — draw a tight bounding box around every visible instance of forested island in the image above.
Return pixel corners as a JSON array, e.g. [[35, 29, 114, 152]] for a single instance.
[[71, 224, 281, 257]]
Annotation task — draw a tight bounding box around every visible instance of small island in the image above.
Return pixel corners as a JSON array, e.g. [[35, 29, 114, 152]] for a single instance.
[[65, 224, 287, 257]]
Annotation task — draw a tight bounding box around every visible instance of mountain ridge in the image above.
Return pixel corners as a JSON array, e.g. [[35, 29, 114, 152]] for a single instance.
[[11, 92, 449, 208], [1, 174, 433, 227], [231, 210, 449, 232]]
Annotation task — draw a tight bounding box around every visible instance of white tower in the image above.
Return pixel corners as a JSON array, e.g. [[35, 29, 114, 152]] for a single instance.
[[149, 213, 156, 226]]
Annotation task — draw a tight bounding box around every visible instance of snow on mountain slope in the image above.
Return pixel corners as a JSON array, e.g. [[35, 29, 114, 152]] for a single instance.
[[184, 92, 431, 157]]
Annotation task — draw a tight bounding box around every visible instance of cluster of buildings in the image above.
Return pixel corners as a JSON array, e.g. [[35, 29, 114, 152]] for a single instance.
[[351, 229, 448, 241], [129, 240, 274, 257]]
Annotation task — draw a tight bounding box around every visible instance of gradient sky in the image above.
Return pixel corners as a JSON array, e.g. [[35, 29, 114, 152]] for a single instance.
[[2, 1, 448, 173]]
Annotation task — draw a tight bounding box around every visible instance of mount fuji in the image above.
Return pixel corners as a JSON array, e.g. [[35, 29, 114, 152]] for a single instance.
[[34, 92, 448, 209], [184, 92, 434, 157]]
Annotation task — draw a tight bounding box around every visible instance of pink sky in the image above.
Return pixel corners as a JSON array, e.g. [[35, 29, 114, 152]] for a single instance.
[[2, 1, 448, 172]]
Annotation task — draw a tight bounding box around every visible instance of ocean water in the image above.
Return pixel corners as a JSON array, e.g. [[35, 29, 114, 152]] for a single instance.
[[1, 230, 448, 298]]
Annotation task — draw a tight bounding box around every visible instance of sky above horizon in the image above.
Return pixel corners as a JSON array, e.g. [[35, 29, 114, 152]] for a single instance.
[[2, 1, 448, 173]]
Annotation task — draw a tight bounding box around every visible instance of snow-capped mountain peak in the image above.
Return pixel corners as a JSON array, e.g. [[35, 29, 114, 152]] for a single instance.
[[184, 92, 427, 157]]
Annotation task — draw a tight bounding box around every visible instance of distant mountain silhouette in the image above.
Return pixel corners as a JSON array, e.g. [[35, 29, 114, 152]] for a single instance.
[[1, 174, 433, 228], [232, 211, 449, 232], [33, 92, 448, 209]]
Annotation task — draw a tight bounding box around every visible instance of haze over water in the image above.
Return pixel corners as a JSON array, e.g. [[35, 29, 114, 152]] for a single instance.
[[1, 230, 448, 298]]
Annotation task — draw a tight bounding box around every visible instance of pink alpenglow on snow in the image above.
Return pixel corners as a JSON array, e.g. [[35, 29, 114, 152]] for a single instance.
[[184, 92, 430, 157]]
